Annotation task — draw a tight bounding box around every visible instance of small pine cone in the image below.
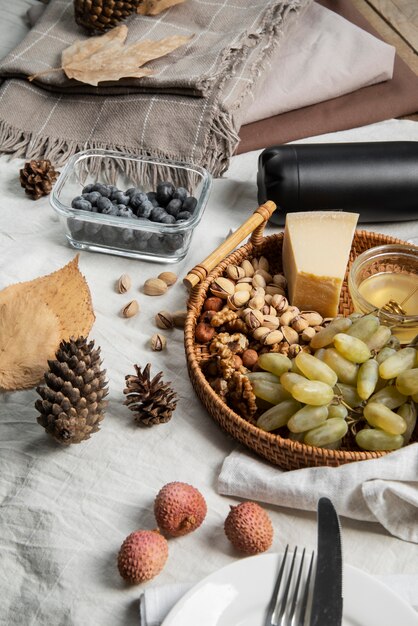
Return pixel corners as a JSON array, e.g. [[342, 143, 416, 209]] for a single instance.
[[19, 159, 59, 200], [227, 372, 257, 421], [124, 363, 177, 426], [35, 337, 108, 444], [74, 0, 140, 33]]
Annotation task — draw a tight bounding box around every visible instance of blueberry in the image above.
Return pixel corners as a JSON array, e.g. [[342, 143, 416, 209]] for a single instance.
[[68, 217, 84, 235], [146, 191, 159, 207], [126, 186, 143, 198], [136, 200, 153, 219], [113, 190, 130, 205], [82, 191, 102, 206], [173, 187, 188, 202], [160, 214, 176, 224], [129, 192, 148, 210], [147, 233, 164, 250], [150, 207, 167, 222], [82, 183, 95, 194], [135, 229, 153, 243], [84, 222, 103, 237], [117, 206, 135, 219], [121, 228, 136, 245], [72, 197, 92, 212], [96, 196, 113, 212], [166, 198, 183, 217], [164, 233, 184, 252], [101, 225, 118, 244], [92, 183, 111, 197], [182, 196, 198, 213], [176, 211, 192, 222], [156, 181, 175, 207], [101, 204, 119, 216]]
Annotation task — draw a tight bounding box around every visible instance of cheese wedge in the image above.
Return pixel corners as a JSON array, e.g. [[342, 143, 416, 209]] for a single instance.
[[282, 211, 359, 317]]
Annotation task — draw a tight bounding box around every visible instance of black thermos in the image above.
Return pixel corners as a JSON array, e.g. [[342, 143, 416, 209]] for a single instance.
[[257, 141, 418, 224]]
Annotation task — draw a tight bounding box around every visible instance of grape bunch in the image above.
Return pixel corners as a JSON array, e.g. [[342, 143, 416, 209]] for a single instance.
[[248, 314, 418, 452]]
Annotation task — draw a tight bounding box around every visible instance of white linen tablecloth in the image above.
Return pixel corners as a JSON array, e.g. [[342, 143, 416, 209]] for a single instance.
[[0, 119, 418, 625]]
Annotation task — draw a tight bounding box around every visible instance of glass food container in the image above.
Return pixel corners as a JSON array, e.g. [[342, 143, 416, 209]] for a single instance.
[[50, 149, 212, 263], [348, 243, 418, 344]]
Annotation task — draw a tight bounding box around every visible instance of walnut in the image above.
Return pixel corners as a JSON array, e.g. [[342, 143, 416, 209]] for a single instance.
[[227, 372, 257, 422], [214, 332, 249, 354], [210, 308, 238, 328]]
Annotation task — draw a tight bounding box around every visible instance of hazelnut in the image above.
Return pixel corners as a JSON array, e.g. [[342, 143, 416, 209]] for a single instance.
[[200, 310, 216, 324], [203, 296, 223, 312], [233, 354, 243, 369], [195, 322, 215, 344], [242, 349, 258, 369]]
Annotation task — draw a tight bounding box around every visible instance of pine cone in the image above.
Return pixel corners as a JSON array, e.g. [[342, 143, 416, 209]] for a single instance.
[[20, 159, 59, 200], [74, 0, 140, 32], [124, 363, 177, 426], [35, 337, 109, 444]]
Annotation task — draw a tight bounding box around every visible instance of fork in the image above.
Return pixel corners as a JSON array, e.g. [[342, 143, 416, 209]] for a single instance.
[[264, 546, 315, 626]]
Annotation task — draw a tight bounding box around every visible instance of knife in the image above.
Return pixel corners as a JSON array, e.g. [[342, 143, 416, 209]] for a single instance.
[[309, 497, 343, 626]]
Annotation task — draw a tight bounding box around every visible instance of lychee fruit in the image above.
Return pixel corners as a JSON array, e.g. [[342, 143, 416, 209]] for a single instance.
[[154, 481, 207, 537], [117, 529, 168, 584], [224, 501, 273, 555]]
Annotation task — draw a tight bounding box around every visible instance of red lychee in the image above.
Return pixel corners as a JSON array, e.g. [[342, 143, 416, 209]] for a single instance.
[[224, 501, 273, 555], [154, 481, 207, 537], [117, 529, 168, 584]]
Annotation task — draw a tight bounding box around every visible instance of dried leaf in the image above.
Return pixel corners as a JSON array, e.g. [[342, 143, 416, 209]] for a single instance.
[[137, 0, 186, 16], [0, 256, 95, 390], [62, 25, 192, 86]]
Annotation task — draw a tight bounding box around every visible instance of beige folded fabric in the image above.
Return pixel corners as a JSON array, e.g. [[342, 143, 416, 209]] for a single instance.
[[243, 2, 395, 124]]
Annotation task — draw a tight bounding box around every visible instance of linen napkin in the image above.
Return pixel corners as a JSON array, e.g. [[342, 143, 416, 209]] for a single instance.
[[0, 0, 310, 176], [218, 444, 418, 544], [138, 575, 418, 625]]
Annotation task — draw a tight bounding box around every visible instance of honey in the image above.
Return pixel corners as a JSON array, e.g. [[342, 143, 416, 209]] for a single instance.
[[358, 273, 418, 316]]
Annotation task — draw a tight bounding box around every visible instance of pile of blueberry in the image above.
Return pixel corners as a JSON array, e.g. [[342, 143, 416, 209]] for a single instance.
[[71, 181, 198, 224], [68, 180, 199, 254]]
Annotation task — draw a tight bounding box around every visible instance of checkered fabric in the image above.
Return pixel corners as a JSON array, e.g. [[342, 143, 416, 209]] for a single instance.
[[0, 0, 310, 176]]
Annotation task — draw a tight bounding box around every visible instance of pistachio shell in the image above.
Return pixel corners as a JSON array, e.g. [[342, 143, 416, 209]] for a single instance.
[[144, 278, 168, 296]]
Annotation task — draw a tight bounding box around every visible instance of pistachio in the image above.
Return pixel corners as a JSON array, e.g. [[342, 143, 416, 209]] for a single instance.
[[158, 271, 178, 286], [291, 315, 309, 333], [122, 300, 139, 318], [234, 282, 253, 293], [172, 310, 188, 328], [236, 276, 253, 284], [150, 333, 167, 351], [265, 284, 285, 296], [263, 329, 284, 345], [281, 325, 300, 345], [264, 294, 273, 305], [143, 278, 168, 296], [210, 276, 235, 299], [226, 265, 246, 281], [241, 259, 255, 277], [117, 273, 131, 294], [263, 314, 280, 330], [300, 311, 324, 327], [155, 310, 174, 329], [254, 268, 272, 284], [258, 256, 270, 272], [301, 326, 316, 342], [262, 305, 277, 316], [252, 274, 266, 289], [248, 295, 264, 310], [280, 309, 299, 326], [244, 309, 263, 330], [271, 294, 288, 313], [251, 257, 259, 271], [288, 344, 303, 358], [228, 291, 250, 309], [252, 326, 271, 342], [273, 274, 287, 288]]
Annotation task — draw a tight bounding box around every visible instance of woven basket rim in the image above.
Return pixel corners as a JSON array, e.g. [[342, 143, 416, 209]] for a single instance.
[[185, 229, 416, 468]]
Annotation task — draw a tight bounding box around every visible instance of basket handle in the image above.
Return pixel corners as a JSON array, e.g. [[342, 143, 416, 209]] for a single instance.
[[183, 200, 277, 290]]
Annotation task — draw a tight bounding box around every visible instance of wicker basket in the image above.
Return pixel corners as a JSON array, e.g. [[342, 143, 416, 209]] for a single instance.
[[184, 202, 417, 470]]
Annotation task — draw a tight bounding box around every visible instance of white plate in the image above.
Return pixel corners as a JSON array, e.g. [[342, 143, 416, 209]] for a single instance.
[[161, 552, 418, 626]]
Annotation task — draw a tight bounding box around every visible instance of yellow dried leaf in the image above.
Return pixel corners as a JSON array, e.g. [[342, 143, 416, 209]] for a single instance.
[[0, 256, 95, 390], [61, 25, 192, 86], [0, 295, 61, 391], [137, 0, 186, 16]]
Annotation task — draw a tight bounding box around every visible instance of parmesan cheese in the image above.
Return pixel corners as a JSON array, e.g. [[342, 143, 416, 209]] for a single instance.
[[282, 211, 359, 317]]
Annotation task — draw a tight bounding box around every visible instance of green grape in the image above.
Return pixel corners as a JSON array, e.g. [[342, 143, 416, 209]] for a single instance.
[[291, 360, 304, 375], [291, 380, 334, 406], [369, 385, 408, 409], [288, 431, 305, 442], [257, 353, 292, 377], [321, 439, 342, 450], [314, 348, 327, 360], [257, 399, 301, 431], [397, 402, 417, 444], [363, 402, 407, 435], [365, 326, 392, 352], [246, 371, 280, 384], [322, 348, 359, 385], [287, 404, 329, 433], [280, 372, 307, 394], [295, 352, 338, 387], [355, 428, 403, 451], [334, 383, 363, 408], [396, 368, 418, 396], [346, 314, 380, 341], [357, 359, 379, 400], [333, 333, 371, 363], [412, 393, 418, 403], [376, 347, 396, 365], [327, 404, 348, 419], [378, 347, 417, 380], [304, 417, 348, 447], [348, 312, 363, 321], [251, 380, 291, 405], [310, 317, 352, 349]]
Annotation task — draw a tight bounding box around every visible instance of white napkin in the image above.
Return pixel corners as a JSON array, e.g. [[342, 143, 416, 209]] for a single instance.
[[139, 575, 418, 625], [218, 444, 418, 544]]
